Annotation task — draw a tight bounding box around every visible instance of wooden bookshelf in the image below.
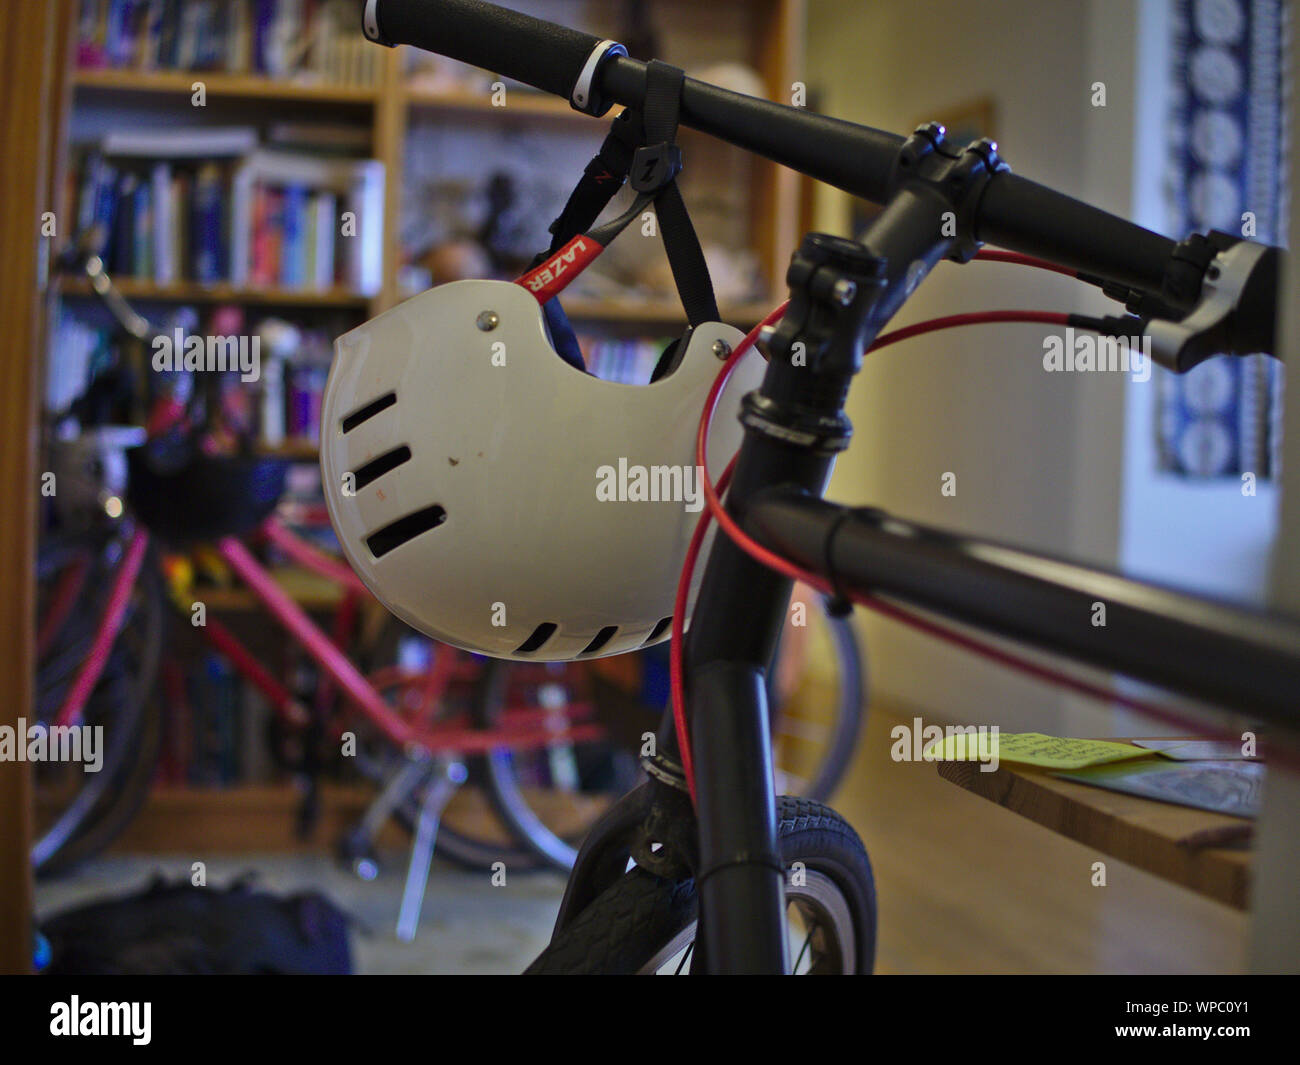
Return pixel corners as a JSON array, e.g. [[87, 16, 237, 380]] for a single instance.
[[72, 67, 380, 104], [60, 276, 371, 309], [258, 440, 320, 461], [59, 0, 807, 324], [383, 0, 810, 316], [96, 783, 610, 854]]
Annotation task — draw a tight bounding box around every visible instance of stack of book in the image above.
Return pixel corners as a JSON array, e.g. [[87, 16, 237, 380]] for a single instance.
[[75, 0, 380, 86], [231, 149, 384, 295], [48, 300, 342, 457], [158, 655, 279, 787], [72, 127, 384, 295], [582, 336, 675, 385]]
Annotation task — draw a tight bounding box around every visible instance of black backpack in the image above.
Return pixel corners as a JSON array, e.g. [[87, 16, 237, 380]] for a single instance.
[[41, 875, 353, 975]]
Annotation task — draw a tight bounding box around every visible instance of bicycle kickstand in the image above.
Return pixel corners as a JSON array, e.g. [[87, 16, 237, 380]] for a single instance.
[[396, 757, 468, 943], [340, 753, 431, 879]]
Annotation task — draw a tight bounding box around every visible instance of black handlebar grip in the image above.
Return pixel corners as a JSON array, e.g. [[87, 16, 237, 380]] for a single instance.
[[369, 0, 607, 102]]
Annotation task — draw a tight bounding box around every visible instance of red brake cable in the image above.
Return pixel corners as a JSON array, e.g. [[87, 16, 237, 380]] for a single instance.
[[670, 299, 1220, 799]]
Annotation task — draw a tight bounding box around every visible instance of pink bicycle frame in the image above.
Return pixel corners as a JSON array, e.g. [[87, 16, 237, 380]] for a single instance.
[[53, 525, 151, 728], [212, 520, 602, 754], [48, 515, 602, 754]]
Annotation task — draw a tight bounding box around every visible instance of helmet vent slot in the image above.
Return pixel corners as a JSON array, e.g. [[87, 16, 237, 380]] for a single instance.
[[644, 616, 673, 644], [341, 391, 397, 433], [365, 504, 447, 559], [579, 626, 618, 657], [515, 623, 558, 655], [351, 445, 412, 490]]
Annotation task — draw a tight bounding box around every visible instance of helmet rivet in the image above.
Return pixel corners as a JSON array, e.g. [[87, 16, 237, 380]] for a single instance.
[[712, 339, 732, 360], [476, 311, 500, 332]]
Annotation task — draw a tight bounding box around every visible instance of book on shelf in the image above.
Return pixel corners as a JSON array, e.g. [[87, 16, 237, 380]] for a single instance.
[[76, 0, 380, 88], [159, 651, 277, 787], [229, 149, 383, 295], [582, 335, 675, 385], [49, 299, 338, 455], [101, 125, 259, 158], [70, 140, 383, 295], [267, 122, 372, 155]]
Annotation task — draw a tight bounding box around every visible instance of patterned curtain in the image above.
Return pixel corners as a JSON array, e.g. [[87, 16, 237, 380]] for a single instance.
[[1158, 0, 1287, 479]]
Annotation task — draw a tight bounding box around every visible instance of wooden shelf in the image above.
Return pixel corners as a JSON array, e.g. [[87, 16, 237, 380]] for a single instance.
[[72, 67, 379, 104], [938, 754, 1252, 910], [60, 276, 370, 309], [195, 566, 343, 612], [402, 85, 595, 124], [258, 440, 320, 462]]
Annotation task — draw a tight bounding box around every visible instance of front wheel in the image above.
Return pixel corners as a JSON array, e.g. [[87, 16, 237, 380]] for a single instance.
[[525, 796, 876, 974]]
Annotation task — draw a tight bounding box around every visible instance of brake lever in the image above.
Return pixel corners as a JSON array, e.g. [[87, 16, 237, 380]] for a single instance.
[[1145, 237, 1281, 374]]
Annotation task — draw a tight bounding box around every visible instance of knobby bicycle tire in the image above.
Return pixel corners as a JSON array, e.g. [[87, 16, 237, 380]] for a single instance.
[[525, 795, 876, 974]]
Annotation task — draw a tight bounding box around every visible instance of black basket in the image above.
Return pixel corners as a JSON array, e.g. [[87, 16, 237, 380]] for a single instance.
[[126, 445, 289, 545]]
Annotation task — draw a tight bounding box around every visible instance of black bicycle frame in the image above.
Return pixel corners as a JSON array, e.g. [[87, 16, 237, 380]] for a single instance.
[[673, 196, 1300, 973], [367, 0, 1296, 975]]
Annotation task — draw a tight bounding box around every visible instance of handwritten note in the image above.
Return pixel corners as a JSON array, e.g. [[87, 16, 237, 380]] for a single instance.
[[924, 732, 1151, 770]]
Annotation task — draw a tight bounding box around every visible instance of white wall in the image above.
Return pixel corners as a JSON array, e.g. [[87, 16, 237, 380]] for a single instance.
[[807, 0, 1130, 734], [1117, 1, 1281, 607], [1250, 0, 1299, 972], [806, 0, 1280, 738]]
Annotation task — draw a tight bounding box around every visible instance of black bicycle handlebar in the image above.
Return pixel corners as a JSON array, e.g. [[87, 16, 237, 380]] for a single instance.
[[367, 0, 1180, 294], [368, 0, 1282, 361], [368, 0, 603, 99]]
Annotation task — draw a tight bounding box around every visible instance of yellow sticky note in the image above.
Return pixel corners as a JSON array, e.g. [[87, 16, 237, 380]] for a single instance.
[[923, 731, 1151, 770]]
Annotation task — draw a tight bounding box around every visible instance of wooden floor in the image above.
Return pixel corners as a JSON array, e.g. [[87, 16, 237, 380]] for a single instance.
[[832, 703, 1246, 973], [41, 699, 1248, 973]]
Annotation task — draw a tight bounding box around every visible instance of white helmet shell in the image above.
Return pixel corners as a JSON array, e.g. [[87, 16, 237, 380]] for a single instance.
[[321, 279, 764, 661]]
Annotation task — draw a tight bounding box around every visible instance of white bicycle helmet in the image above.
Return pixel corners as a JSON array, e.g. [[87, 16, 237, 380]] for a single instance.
[[321, 278, 764, 661]]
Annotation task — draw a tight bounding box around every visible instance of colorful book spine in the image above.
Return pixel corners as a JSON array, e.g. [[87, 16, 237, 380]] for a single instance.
[[311, 191, 336, 289], [150, 161, 172, 283], [191, 161, 224, 283], [132, 177, 152, 279], [280, 184, 307, 288]]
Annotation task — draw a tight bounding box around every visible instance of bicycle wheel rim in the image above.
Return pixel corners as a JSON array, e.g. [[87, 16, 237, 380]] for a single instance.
[[639, 870, 858, 974], [473, 657, 615, 871]]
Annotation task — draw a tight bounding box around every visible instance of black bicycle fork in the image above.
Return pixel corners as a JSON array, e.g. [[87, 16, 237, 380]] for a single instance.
[[548, 126, 991, 973]]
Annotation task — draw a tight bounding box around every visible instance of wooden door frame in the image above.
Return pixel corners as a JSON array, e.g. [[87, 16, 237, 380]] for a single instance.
[[0, 0, 72, 974]]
